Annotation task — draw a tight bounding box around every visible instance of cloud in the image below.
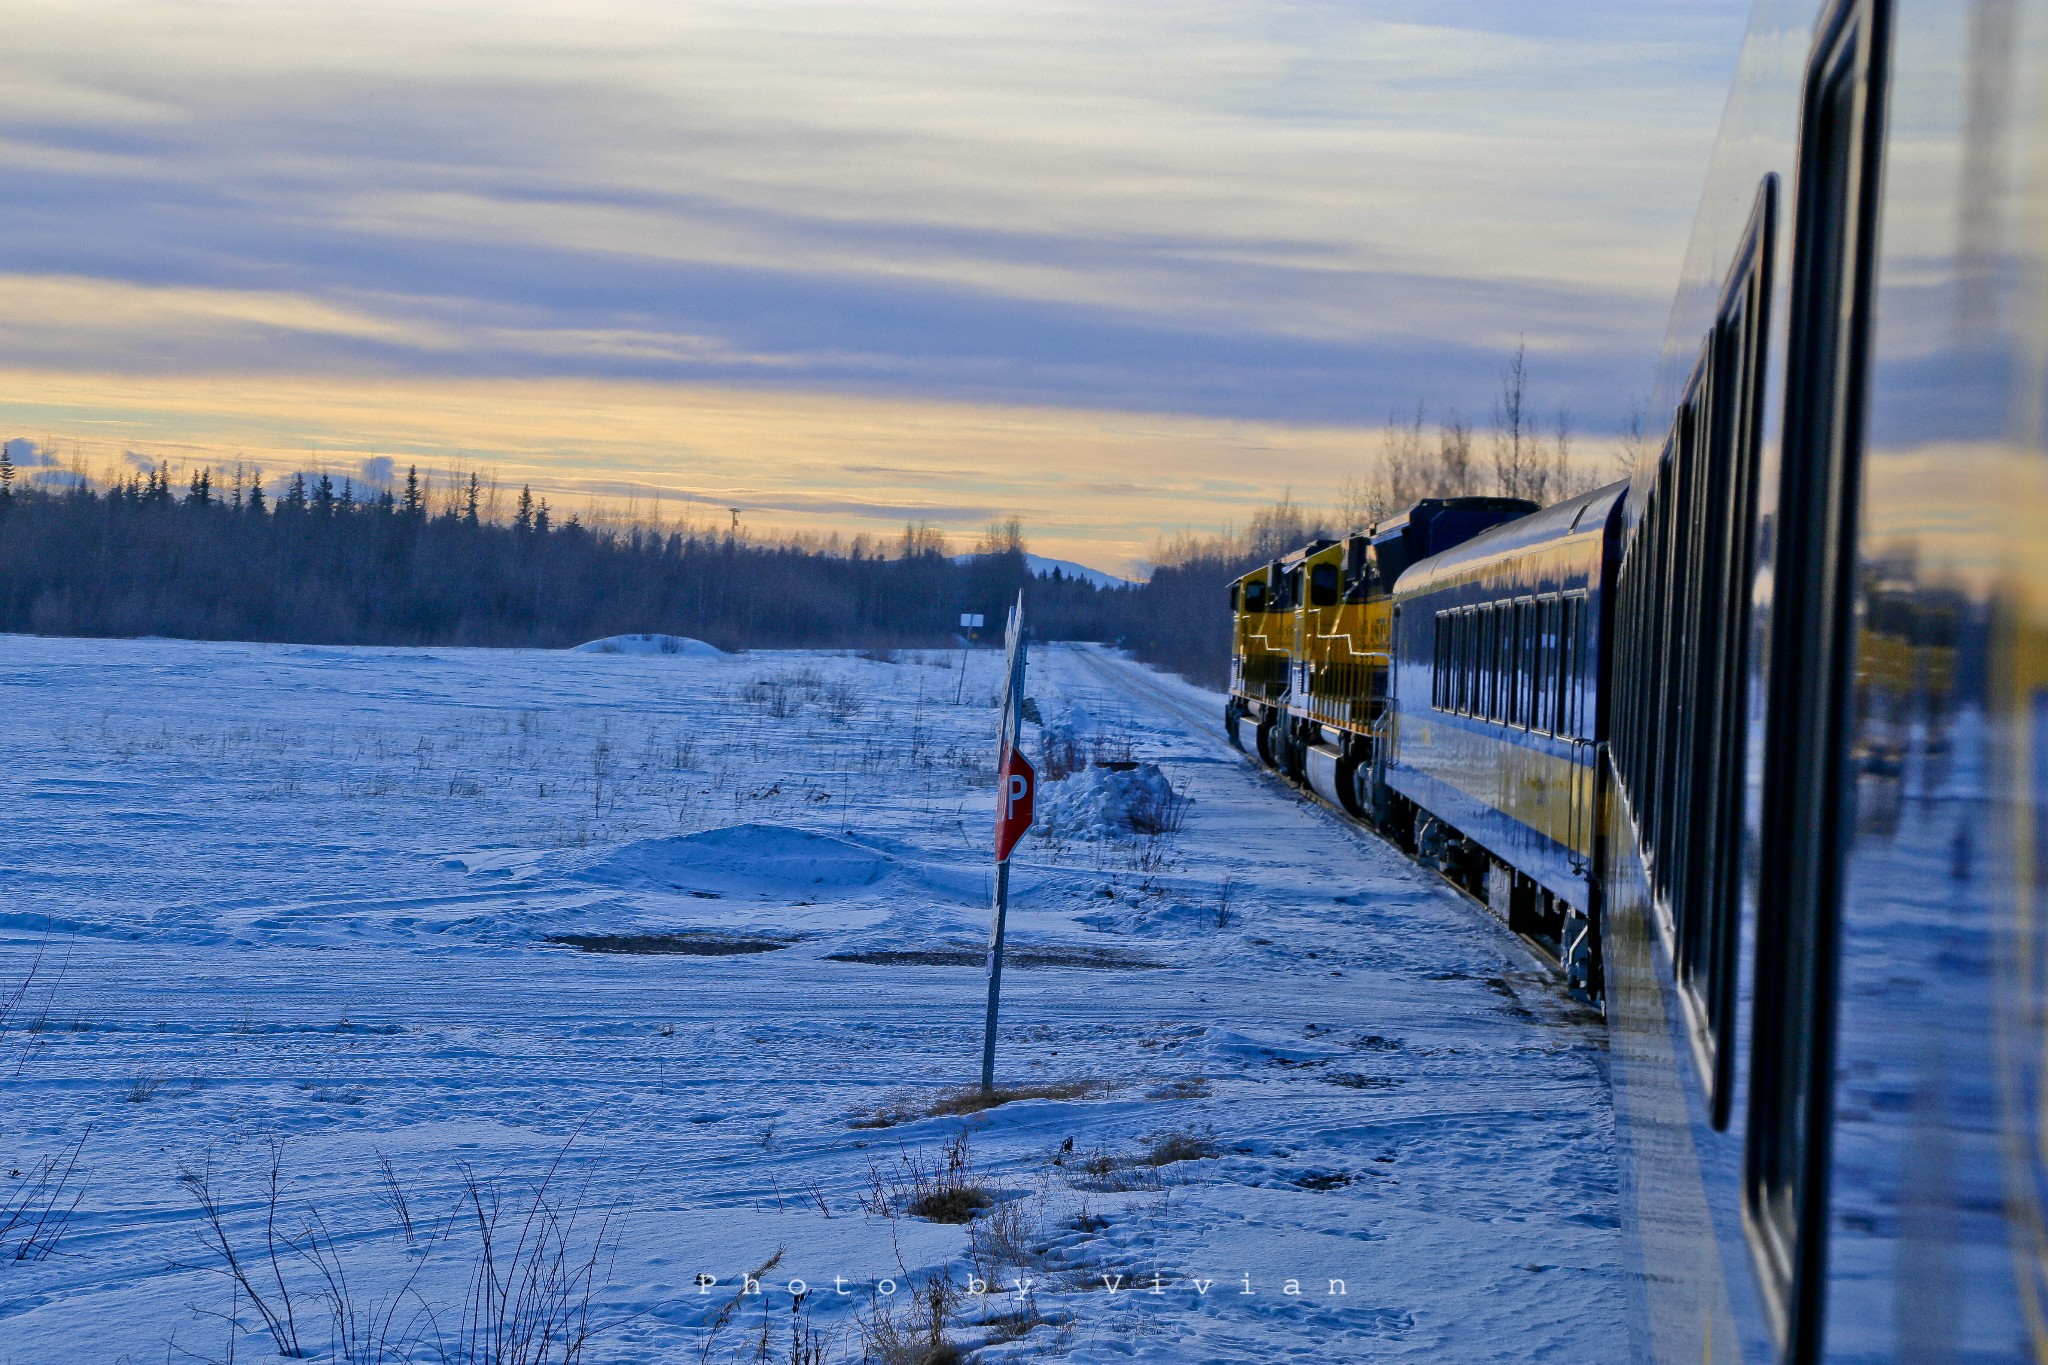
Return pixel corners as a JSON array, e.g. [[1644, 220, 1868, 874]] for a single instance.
[[2, 437, 50, 467], [0, 0, 1750, 427], [0, 1, 1747, 559], [0, 366, 1492, 566]]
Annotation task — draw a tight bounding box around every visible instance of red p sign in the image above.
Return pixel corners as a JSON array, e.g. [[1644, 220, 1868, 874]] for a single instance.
[[996, 750, 1035, 862]]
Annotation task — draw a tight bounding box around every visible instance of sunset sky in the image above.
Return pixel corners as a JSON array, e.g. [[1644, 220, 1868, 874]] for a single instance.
[[0, 1, 1751, 572]]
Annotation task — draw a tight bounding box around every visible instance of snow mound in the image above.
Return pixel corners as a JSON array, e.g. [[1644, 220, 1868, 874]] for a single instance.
[[1075, 899, 1220, 936], [1035, 762, 1186, 840], [572, 633, 725, 658], [576, 824, 893, 897], [1033, 701, 1096, 775]]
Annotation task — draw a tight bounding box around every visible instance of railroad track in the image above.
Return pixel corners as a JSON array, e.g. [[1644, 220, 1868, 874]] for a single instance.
[[1063, 642, 1573, 986], [1061, 643, 1236, 751]]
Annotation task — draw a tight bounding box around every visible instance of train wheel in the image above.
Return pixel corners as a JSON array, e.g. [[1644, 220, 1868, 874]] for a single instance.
[[1335, 751, 1369, 819], [1255, 717, 1283, 770]]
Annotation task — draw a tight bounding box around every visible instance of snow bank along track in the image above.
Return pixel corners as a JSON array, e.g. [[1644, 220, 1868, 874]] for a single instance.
[[1064, 644, 1588, 1003]]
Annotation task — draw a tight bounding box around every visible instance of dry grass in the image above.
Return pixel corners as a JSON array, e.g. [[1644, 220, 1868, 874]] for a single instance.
[[1061, 1125, 1220, 1193], [857, 1274, 965, 1365], [858, 1132, 991, 1225], [850, 1080, 1102, 1131], [178, 1138, 613, 1365], [1143, 1076, 1212, 1101], [0, 1131, 85, 1265], [1142, 1128, 1221, 1166]]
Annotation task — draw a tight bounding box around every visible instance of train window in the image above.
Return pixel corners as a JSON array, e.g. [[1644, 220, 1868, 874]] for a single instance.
[[1436, 612, 1449, 711], [1474, 607, 1486, 716], [1536, 597, 1560, 735], [1556, 600, 1572, 738], [1493, 605, 1513, 722], [1505, 601, 1522, 728], [1500, 604, 1518, 723], [1496, 604, 1511, 725], [1310, 563, 1339, 607], [1432, 613, 1446, 708], [1244, 579, 1266, 612], [1649, 450, 1681, 885], [1519, 600, 1539, 729], [1507, 601, 1523, 720], [1441, 612, 1455, 712], [1441, 613, 1454, 711], [1229, 584, 1240, 611], [1508, 602, 1525, 727], [1507, 603, 1523, 725], [1611, 179, 1778, 1144], [1746, 0, 1887, 1352], [1457, 610, 1474, 713], [1560, 597, 1575, 739], [1474, 608, 1493, 721], [1435, 612, 1448, 710], [1635, 483, 1663, 834], [1563, 596, 1587, 740]]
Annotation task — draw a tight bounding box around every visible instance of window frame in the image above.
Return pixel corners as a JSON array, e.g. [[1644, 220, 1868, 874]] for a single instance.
[[1744, 1, 1888, 1355], [1310, 561, 1339, 608]]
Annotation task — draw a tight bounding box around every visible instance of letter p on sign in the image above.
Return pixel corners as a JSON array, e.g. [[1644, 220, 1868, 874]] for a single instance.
[[996, 751, 1035, 861]]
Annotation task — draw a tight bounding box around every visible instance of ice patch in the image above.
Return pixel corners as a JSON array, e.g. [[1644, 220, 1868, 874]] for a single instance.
[[1034, 762, 1185, 840], [574, 823, 893, 898], [571, 633, 726, 658]]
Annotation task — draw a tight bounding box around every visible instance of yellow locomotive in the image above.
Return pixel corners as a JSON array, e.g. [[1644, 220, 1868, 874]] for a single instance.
[[1225, 497, 1535, 819]]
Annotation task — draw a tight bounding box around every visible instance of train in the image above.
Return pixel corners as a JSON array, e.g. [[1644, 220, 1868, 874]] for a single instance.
[[1226, 0, 2048, 1360]]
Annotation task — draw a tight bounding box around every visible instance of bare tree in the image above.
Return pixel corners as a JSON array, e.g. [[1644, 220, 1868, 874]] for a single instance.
[[1385, 401, 1433, 508], [898, 521, 949, 559], [1551, 407, 1604, 498], [1247, 490, 1320, 559], [1615, 400, 1650, 481], [1491, 340, 1537, 501], [1437, 412, 1474, 497], [973, 516, 1025, 556], [1334, 475, 1376, 531]]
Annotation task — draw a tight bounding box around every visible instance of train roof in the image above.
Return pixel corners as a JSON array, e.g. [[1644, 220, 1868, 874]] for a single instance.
[[1366, 495, 1538, 545], [1276, 538, 1338, 568], [1391, 479, 1627, 597]]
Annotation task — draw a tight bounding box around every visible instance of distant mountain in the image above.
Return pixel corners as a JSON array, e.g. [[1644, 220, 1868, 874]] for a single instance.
[[955, 552, 1136, 589]]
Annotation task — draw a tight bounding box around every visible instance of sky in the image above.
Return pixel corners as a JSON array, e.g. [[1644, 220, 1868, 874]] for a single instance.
[[0, 0, 1754, 572]]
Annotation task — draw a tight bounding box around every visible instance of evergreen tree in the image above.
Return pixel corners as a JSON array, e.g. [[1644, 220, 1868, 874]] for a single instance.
[[0, 481, 1150, 659], [402, 466, 424, 518]]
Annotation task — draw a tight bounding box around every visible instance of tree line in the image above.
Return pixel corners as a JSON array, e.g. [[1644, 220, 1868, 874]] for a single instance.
[[1122, 342, 1626, 685], [0, 344, 1627, 687], [0, 463, 1130, 652]]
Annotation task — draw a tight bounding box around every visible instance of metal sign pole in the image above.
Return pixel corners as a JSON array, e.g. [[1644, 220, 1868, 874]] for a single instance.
[[981, 592, 1030, 1093]]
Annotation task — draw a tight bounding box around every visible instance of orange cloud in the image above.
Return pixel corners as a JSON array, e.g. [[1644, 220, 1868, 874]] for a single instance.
[[0, 368, 1400, 572]]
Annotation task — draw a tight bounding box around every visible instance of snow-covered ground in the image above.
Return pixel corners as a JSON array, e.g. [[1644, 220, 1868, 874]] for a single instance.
[[0, 635, 1623, 1363]]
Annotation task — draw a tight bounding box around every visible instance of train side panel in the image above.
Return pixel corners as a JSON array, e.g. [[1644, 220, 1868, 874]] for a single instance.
[[1387, 491, 1620, 901], [1602, 0, 2036, 1359]]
